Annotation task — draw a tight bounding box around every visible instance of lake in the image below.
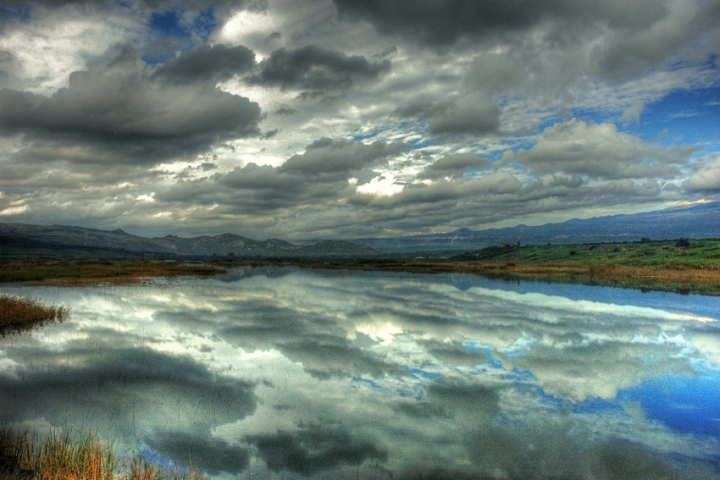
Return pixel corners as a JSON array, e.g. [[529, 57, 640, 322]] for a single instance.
[[1, 267, 719, 479]]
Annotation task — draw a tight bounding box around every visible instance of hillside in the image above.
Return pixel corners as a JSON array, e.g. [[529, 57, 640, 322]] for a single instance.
[[0, 223, 375, 259], [353, 201, 720, 255]]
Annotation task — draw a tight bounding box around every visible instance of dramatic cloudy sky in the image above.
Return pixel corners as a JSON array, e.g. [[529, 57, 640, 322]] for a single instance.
[[1, 0, 720, 240]]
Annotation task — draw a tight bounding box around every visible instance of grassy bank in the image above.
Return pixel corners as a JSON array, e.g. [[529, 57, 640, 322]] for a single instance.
[[212, 238, 720, 295], [2, 238, 720, 295], [0, 259, 225, 286], [0, 429, 205, 480], [0, 295, 69, 336]]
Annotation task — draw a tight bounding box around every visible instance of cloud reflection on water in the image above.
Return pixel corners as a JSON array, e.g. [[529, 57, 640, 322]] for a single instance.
[[0, 269, 719, 479]]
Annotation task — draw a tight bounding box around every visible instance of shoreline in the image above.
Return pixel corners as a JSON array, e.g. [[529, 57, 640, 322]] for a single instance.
[[2, 236, 720, 296]]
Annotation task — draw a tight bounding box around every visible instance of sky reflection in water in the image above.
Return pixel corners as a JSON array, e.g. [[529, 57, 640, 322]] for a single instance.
[[1, 268, 719, 479]]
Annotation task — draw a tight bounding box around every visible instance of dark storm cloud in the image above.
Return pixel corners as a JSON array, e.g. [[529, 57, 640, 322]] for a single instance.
[[428, 99, 501, 136], [333, 0, 669, 48], [393, 98, 500, 136], [596, 0, 720, 79], [392, 102, 453, 119], [152, 43, 255, 84], [426, 380, 500, 418], [146, 431, 249, 475], [418, 153, 489, 180], [0, 47, 261, 165], [246, 425, 387, 475], [222, 163, 301, 190], [251, 45, 390, 94], [0, 346, 257, 436]]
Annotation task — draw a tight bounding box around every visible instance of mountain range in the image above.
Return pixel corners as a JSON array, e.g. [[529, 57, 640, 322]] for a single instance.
[[0, 223, 375, 259], [350, 201, 720, 256], [1, 201, 718, 259]]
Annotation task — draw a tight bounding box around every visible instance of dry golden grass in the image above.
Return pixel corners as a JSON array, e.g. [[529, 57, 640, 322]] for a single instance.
[[0, 429, 206, 480], [0, 295, 69, 336]]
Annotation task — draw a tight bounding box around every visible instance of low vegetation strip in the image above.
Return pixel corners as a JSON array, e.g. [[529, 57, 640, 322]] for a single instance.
[[0, 259, 225, 285], [212, 238, 720, 295], [0, 295, 69, 336], [452, 238, 720, 269], [0, 429, 205, 480]]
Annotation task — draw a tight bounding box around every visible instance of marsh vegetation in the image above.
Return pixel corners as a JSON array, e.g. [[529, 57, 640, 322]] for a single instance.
[[0, 429, 205, 480], [0, 294, 69, 336]]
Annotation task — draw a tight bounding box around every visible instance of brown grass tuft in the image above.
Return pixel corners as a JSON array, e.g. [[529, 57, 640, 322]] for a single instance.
[[0, 295, 69, 336], [0, 429, 206, 480]]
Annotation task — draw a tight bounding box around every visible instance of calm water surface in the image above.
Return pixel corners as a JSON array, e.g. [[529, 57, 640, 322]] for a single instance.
[[1, 267, 719, 479]]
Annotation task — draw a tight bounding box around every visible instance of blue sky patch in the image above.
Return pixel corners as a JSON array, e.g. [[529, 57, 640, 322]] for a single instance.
[[149, 9, 192, 41]]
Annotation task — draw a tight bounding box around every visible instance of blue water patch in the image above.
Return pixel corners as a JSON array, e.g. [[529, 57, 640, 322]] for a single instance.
[[618, 373, 720, 438], [571, 396, 624, 415], [499, 367, 535, 383], [443, 272, 720, 321], [351, 376, 383, 391], [140, 448, 184, 474]]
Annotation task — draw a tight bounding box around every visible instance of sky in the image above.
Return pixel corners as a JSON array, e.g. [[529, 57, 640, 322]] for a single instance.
[[0, 0, 719, 241]]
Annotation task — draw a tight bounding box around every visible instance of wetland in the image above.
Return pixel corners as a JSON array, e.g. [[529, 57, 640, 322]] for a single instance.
[[1, 266, 719, 479]]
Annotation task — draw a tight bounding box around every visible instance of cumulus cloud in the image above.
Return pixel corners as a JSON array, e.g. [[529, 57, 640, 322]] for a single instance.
[[619, 100, 645, 123], [250, 45, 390, 96], [499, 119, 693, 180], [153, 138, 409, 215], [418, 153, 489, 180], [0, 47, 262, 165], [278, 138, 408, 176], [683, 156, 720, 192]]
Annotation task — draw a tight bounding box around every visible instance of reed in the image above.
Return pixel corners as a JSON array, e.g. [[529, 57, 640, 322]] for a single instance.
[[0, 429, 206, 480], [0, 295, 69, 336]]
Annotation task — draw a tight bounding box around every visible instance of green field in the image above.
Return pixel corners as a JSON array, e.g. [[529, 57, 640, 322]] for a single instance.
[[453, 238, 720, 270]]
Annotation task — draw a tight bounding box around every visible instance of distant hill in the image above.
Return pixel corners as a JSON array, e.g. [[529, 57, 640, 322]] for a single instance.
[[0, 223, 375, 259], [352, 201, 720, 256], [3, 201, 718, 260]]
